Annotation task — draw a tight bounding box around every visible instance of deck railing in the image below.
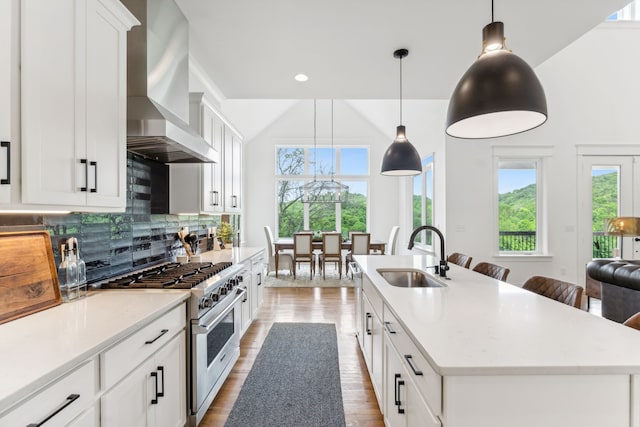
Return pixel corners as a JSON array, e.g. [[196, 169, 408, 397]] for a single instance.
[[498, 231, 617, 258]]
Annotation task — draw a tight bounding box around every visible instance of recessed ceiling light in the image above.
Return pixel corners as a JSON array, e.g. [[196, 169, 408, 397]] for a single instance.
[[294, 73, 309, 82]]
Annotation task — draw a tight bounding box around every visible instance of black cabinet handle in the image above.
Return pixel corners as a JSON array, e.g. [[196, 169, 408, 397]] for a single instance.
[[151, 371, 159, 404], [145, 329, 168, 344], [212, 190, 219, 206], [384, 321, 397, 334], [397, 378, 405, 414], [1, 141, 10, 185], [157, 366, 165, 398], [394, 373, 405, 414], [26, 393, 80, 426], [90, 161, 97, 193], [80, 159, 88, 192], [404, 354, 424, 376], [257, 272, 262, 286], [365, 313, 372, 335], [232, 195, 237, 208]]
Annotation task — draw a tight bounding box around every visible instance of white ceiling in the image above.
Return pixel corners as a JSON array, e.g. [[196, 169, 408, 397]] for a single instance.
[[176, 0, 629, 100]]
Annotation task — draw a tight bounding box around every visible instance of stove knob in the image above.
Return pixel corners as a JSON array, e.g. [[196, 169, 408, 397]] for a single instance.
[[219, 287, 227, 296], [199, 296, 210, 309], [211, 292, 220, 302]]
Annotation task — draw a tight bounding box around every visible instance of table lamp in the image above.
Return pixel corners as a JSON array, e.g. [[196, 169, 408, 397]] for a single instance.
[[604, 217, 640, 258]]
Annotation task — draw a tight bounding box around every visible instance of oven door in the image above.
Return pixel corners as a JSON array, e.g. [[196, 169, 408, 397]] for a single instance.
[[191, 288, 245, 418]]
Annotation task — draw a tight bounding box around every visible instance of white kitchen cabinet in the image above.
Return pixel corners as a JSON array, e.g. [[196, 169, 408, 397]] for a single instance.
[[0, 359, 98, 427], [384, 336, 440, 427], [20, 0, 137, 211], [224, 128, 242, 213], [171, 93, 242, 214], [238, 259, 252, 337], [101, 332, 186, 427], [360, 276, 384, 407], [0, 0, 17, 205], [170, 94, 224, 214], [250, 250, 265, 317]]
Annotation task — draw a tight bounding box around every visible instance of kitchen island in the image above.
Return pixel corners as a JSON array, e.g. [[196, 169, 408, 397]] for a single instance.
[[354, 254, 640, 427]]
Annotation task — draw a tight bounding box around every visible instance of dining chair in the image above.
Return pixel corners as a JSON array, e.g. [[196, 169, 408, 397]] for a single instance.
[[522, 276, 584, 309], [264, 226, 293, 276], [345, 233, 370, 277], [318, 232, 342, 279], [447, 252, 473, 269], [293, 232, 316, 279], [472, 262, 510, 281], [372, 225, 399, 255], [623, 312, 640, 331]]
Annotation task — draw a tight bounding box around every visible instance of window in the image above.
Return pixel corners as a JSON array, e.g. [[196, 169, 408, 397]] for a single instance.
[[276, 146, 369, 238], [497, 159, 541, 253], [412, 155, 434, 247]]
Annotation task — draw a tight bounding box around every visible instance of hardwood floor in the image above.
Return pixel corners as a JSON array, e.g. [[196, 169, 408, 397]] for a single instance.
[[199, 287, 384, 427]]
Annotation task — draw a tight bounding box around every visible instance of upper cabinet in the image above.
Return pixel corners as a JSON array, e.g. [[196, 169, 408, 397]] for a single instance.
[[19, 0, 138, 211], [0, 0, 18, 205], [170, 93, 242, 214], [224, 127, 242, 213]]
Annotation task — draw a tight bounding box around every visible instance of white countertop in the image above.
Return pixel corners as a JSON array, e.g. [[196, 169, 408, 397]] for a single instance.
[[355, 254, 640, 376], [0, 290, 189, 413], [197, 247, 264, 264]]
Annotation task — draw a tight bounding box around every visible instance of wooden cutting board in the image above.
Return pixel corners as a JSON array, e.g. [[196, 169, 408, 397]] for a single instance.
[[0, 230, 62, 325]]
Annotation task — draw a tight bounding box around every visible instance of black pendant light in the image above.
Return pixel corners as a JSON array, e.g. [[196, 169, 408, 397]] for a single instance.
[[445, 1, 547, 139], [381, 49, 422, 176]]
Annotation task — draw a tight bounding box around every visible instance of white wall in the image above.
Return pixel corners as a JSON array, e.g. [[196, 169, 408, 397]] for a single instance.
[[445, 22, 640, 285], [239, 99, 400, 249]]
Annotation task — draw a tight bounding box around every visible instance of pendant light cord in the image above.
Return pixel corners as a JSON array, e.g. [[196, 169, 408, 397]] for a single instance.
[[313, 99, 317, 181], [491, 0, 494, 22], [399, 56, 403, 125], [331, 99, 335, 177]]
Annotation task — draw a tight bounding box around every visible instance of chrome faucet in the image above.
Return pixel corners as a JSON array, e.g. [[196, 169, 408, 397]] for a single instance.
[[408, 225, 449, 278]]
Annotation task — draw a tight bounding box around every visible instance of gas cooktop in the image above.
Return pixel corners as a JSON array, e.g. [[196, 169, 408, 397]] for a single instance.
[[99, 261, 234, 289]]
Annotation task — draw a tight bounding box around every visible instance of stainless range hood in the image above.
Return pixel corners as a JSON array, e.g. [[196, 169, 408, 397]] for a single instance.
[[123, 0, 218, 163]]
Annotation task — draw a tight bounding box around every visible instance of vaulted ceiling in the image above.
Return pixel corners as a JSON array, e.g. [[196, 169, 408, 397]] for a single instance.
[[176, 0, 630, 100]]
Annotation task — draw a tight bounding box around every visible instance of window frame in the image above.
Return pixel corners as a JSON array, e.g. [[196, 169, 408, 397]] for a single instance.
[[492, 146, 551, 257], [411, 154, 435, 251], [275, 144, 370, 238]]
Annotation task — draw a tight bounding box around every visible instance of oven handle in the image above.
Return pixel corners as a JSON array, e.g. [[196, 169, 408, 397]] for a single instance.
[[192, 288, 246, 335]]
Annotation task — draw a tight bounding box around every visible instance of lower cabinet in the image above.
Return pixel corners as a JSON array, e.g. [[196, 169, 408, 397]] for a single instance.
[[238, 259, 252, 337], [359, 275, 384, 407], [101, 332, 185, 427], [250, 251, 265, 318], [0, 359, 98, 426], [384, 335, 441, 427]]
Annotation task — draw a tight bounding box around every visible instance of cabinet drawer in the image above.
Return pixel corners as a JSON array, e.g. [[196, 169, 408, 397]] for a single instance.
[[101, 304, 186, 389], [384, 305, 442, 417], [1, 359, 97, 426], [363, 275, 383, 316]]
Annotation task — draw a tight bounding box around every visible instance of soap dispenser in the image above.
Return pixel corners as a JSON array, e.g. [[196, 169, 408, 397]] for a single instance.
[[57, 241, 78, 301], [71, 237, 87, 299]]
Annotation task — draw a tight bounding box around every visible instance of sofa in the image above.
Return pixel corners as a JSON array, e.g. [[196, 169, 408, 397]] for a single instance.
[[586, 259, 640, 323]]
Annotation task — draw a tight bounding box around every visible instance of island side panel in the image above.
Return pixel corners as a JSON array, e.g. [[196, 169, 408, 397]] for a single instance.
[[443, 374, 630, 427]]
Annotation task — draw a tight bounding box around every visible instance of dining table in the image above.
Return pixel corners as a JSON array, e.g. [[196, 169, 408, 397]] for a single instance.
[[273, 237, 386, 278]]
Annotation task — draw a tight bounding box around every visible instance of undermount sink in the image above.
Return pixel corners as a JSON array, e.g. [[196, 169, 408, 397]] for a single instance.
[[376, 268, 446, 288]]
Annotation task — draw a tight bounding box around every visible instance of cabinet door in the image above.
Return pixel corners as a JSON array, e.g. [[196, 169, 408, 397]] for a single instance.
[[0, 0, 15, 204], [385, 337, 406, 426], [362, 295, 374, 369], [21, 0, 86, 207], [84, 0, 127, 208], [224, 129, 242, 212], [151, 333, 186, 427], [101, 356, 154, 426], [102, 333, 186, 427], [407, 386, 441, 427], [211, 115, 224, 210]]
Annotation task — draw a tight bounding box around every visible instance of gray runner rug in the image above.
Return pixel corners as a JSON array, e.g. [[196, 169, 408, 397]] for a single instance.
[[224, 322, 346, 427]]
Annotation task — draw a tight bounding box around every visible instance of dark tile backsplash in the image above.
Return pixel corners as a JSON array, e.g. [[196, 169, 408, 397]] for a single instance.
[[0, 154, 237, 284]]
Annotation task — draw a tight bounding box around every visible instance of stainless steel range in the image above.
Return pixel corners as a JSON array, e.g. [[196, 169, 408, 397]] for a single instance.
[[99, 260, 247, 426]]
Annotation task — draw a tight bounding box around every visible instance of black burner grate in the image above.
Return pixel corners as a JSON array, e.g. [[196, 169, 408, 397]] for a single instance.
[[100, 262, 233, 289]]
